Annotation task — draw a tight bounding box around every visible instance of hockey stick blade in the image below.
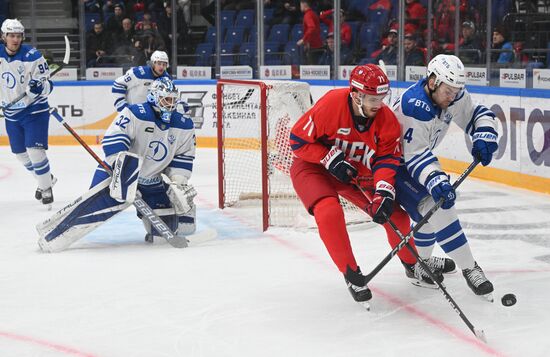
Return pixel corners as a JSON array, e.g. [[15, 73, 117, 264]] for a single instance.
[[186, 228, 218, 246]]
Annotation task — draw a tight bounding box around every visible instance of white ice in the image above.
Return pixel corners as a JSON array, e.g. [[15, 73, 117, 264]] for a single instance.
[[1, 146, 549, 357]]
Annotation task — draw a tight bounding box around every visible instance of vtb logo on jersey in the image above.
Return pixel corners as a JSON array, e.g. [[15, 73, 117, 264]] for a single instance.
[[335, 138, 376, 169]]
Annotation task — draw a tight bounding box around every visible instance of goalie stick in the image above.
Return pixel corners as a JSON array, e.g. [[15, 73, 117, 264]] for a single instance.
[[1, 35, 71, 111], [49, 107, 190, 248]]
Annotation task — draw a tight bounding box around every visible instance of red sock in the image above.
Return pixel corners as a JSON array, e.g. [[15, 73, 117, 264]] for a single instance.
[[314, 197, 357, 273], [382, 205, 417, 265]]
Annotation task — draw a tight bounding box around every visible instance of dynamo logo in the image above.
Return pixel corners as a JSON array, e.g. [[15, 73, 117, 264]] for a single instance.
[[146, 141, 168, 162], [1, 72, 17, 89]]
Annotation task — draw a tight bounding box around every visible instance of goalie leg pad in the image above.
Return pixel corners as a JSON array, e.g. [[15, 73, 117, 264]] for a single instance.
[[37, 179, 131, 252], [138, 182, 178, 239], [109, 152, 141, 203]]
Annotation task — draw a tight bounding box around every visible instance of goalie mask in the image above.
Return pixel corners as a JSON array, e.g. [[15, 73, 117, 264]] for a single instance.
[[147, 77, 179, 123]]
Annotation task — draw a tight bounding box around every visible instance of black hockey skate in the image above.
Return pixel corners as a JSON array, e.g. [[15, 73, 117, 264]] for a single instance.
[[402, 260, 444, 289], [425, 256, 456, 274], [344, 266, 372, 310], [35, 175, 57, 201], [41, 188, 54, 210], [462, 262, 494, 301]]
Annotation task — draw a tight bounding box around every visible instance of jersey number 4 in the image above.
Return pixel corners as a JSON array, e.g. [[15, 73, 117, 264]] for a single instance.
[[404, 128, 414, 143]]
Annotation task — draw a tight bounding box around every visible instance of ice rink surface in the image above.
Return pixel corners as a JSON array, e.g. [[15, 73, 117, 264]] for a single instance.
[[1, 146, 549, 357]]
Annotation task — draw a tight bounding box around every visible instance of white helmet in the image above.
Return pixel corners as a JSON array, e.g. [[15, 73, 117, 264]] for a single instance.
[[427, 54, 466, 89], [1, 18, 25, 37], [150, 50, 169, 68]]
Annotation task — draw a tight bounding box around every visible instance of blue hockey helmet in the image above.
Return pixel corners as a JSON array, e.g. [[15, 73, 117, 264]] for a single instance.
[[147, 77, 179, 123]]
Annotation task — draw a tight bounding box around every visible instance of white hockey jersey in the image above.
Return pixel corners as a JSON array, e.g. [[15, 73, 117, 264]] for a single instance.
[[392, 79, 498, 187], [0, 44, 52, 120], [101, 102, 195, 186], [111, 65, 172, 112]]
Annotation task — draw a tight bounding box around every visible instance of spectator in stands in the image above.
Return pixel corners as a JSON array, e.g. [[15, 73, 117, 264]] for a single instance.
[[177, 0, 192, 26], [406, 0, 427, 36], [372, 28, 397, 65], [136, 21, 166, 61], [200, 0, 219, 26], [267, 0, 301, 26], [157, 4, 190, 53], [85, 0, 102, 14], [319, 32, 351, 66], [135, 12, 157, 31], [319, 9, 352, 49], [491, 26, 514, 64], [112, 17, 138, 65], [459, 21, 482, 64], [297, 0, 323, 65], [102, 0, 125, 15], [223, 0, 256, 11], [404, 34, 425, 66], [86, 22, 112, 67], [105, 3, 125, 35]]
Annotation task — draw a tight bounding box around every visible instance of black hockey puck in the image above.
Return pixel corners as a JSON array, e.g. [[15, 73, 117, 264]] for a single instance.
[[501, 293, 517, 307]]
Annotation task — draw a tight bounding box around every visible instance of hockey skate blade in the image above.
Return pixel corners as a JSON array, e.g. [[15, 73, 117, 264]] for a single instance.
[[482, 293, 494, 303], [187, 228, 218, 246], [409, 279, 444, 290], [357, 301, 371, 311]]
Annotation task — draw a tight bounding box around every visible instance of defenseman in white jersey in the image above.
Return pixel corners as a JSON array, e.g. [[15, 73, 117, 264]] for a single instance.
[[0, 19, 55, 206], [111, 50, 171, 112], [392, 54, 499, 298]]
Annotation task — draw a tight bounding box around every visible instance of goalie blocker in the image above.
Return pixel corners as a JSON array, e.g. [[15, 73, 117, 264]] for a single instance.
[[37, 152, 197, 252]]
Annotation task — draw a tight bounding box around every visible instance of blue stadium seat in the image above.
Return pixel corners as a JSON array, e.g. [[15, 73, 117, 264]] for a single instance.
[[359, 23, 380, 49], [247, 25, 270, 43], [320, 23, 329, 42], [225, 26, 246, 45], [85, 13, 101, 32], [267, 24, 290, 45], [220, 10, 236, 32], [195, 43, 213, 66], [289, 24, 304, 43], [347, 21, 361, 49], [284, 42, 301, 65], [367, 9, 390, 29], [220, 43, 236, 66], [265, 42, 283, 65], [239, 42, 257, 67], [263, 7, 275, 24], [235, 9, 255, 31], [204, 26, 225, 44]]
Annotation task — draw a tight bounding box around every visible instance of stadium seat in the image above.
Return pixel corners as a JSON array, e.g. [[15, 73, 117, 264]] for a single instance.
[[225, 26, 246, 45], [347, 21, 361, 49], [289, 24, 304, 43], [235, 9, 255, 31], [239, 42, 257, 67], [267, 24, 290, 46], [367, 9, 390, 28], [359, 23, 380, 49], [195, 43, 213, 66], [263, 7, 275, 24], [220, 43, 236, 66], [284, 42, 301, 65], [220, 10, 236, 32], [85, 13, 101, 32], [265, 42, 283, 65], [205, 26, 225, 44], [320, 23, 329, 42]]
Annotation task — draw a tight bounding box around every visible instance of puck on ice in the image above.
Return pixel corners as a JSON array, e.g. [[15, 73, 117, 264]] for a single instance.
[[501, 293, 517, 306]]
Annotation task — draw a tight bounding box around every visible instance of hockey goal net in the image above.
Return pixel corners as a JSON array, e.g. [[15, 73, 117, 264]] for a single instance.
[[216, 79, 368, 231]]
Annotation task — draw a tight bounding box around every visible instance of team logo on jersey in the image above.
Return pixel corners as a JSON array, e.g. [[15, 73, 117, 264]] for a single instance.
[[168, 134, 176, 145], [443, 112, 453, 124], [146, 141, 168, 162], [1, 72, 17, 89], [17, 65, 25, 75], [337, 128, 351, 135]]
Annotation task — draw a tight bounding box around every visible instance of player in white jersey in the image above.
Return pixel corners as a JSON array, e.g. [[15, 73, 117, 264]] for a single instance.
[[0, 19, 55, 206], [111, 50, 172, 112], [93, 77, 197, 241], [36, 77, 197, 252], [392, 55, 499, 298]]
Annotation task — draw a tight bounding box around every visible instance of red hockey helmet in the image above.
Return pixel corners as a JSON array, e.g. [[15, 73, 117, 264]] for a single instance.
[[349, 64, 390, 95]]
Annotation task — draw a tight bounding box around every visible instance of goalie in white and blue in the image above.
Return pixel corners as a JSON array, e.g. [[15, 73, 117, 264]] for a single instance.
[[0, 18, 56, 207], [37, 77, 197, 252], [392, 54, 499, 298]]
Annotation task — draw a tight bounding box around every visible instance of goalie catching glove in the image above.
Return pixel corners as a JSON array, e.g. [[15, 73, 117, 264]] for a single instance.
[[166, 175, 197, 214], [367, 181, 395, 224]]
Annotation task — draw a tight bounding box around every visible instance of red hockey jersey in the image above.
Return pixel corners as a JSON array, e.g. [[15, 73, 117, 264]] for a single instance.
[[290, 88, 402, 187]]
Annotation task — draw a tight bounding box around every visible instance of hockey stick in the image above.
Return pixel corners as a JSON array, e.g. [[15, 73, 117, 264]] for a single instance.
[[49, 107, 189, 248], [362, 160, 479, 284], [1, 35, 71, 111], [355, 163, 486, 342]]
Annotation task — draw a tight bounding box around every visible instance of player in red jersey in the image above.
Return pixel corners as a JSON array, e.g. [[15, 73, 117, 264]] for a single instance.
[[289, 64, 443, 305]]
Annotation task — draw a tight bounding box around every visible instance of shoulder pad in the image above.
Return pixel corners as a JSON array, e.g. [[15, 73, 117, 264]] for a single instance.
[[401, 87, 435, 122], [132, 66, 152, 79], [22, 45, 43, 61], [170, 112, 194, 130], [128, 103, 155, 121]]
